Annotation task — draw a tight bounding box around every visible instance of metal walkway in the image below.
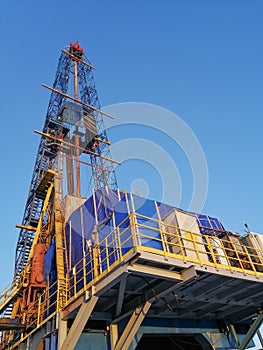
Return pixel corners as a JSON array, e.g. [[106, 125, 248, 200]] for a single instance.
[[4, 210, 263, 349]]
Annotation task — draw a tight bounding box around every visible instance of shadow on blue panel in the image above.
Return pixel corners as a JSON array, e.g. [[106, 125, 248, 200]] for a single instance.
[[43, 240, 57, 316], [63, 188, 226, 293]]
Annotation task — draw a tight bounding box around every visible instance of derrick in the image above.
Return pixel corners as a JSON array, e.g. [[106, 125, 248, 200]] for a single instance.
[[1, 42, 263, 350]]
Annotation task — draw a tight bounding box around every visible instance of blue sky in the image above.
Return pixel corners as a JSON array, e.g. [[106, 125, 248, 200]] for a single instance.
[[0, 0, 262, 291]]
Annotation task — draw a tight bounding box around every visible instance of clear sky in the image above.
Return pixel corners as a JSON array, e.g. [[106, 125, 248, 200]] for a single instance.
[[0, 0, 262, 296]]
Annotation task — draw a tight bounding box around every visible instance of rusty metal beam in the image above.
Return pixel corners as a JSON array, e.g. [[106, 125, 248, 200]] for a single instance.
[[62, 49, 96, 69], [94, 137, 111, 145], [15, 224, 37, 231], [0, 318, 26, 330], [34, 130, 121, 166], [42, 84, 114, 119]]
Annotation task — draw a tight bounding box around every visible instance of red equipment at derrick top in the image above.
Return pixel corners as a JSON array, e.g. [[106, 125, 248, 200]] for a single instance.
[[70, 40, 84, 53]]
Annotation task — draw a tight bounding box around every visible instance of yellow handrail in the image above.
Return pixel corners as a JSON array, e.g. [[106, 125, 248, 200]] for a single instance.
[[14, 211, 263, 339]]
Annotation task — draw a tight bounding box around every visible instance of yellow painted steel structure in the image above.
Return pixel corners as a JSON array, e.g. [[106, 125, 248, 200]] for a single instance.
[[2, 205, 263, 348]]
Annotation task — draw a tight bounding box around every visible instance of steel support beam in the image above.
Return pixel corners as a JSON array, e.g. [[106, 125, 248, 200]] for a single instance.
[[94, 265, 129, 296], [113, 266, 197, 323], [42, 84, 114, 119], [238, 312, 263, 350], [62, 265, 129, 320], [257, 329, 263, 347], [57, 311, 67, 349], [61, 49, 96, 69], [114, 301, 151, 350], [60, 295, 98, 350], [116, 275, 127, 317], [110, 324, 118, 349], [128, 264, 183, 281], [0, 318, 26, 330], [128, 333, 144, 350], [229, 324, 239, 348], [218, 306, 258, 323]]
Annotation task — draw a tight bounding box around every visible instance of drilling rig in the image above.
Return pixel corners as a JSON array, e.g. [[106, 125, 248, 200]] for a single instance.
[[1, 42, 263, 350], [0, 40, 119, 348]]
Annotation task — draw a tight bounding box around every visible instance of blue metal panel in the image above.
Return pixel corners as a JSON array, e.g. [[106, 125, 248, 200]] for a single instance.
[[197, 214, 225, 236]]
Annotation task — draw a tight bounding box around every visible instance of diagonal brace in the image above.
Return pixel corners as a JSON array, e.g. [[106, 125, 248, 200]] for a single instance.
[[229, 324, 240, 348], [238, 311, 263, 350], [115, 301, 151, 350], [60, 295, 98, 350], [116, 274, 127, 317]]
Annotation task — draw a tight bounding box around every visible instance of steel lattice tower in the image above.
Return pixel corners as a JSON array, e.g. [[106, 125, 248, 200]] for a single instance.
[[14, 42, 118, 278]]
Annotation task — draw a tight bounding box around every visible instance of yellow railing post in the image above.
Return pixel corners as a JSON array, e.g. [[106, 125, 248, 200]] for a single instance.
[[83, 257, 87, 290], [117, 226, 123, 261], [230, 241, 244, 272], [106, 237, 109, 271], [189, 231, 202, 264], [154, 201, 168, 258], [177, 228, 186, 261], [73, 267, 77, 298], [37, 297, 41, 326], [219, 238, 233, 272], [160, 223, 168, 260], [204, 236, 218, 267], [66, 274, 69, 303], [243, 245, 258, 276], [130, 214, 138, 246], [93, 244, 100, 280]]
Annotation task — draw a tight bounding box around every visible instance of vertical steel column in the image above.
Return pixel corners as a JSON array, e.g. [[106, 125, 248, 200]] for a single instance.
[[54, 175, 66, 309], [229, 324, 239, 348], [57, 311, 67, 349], [74, 59, 81, 197], [110, 324, 118, 350]]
